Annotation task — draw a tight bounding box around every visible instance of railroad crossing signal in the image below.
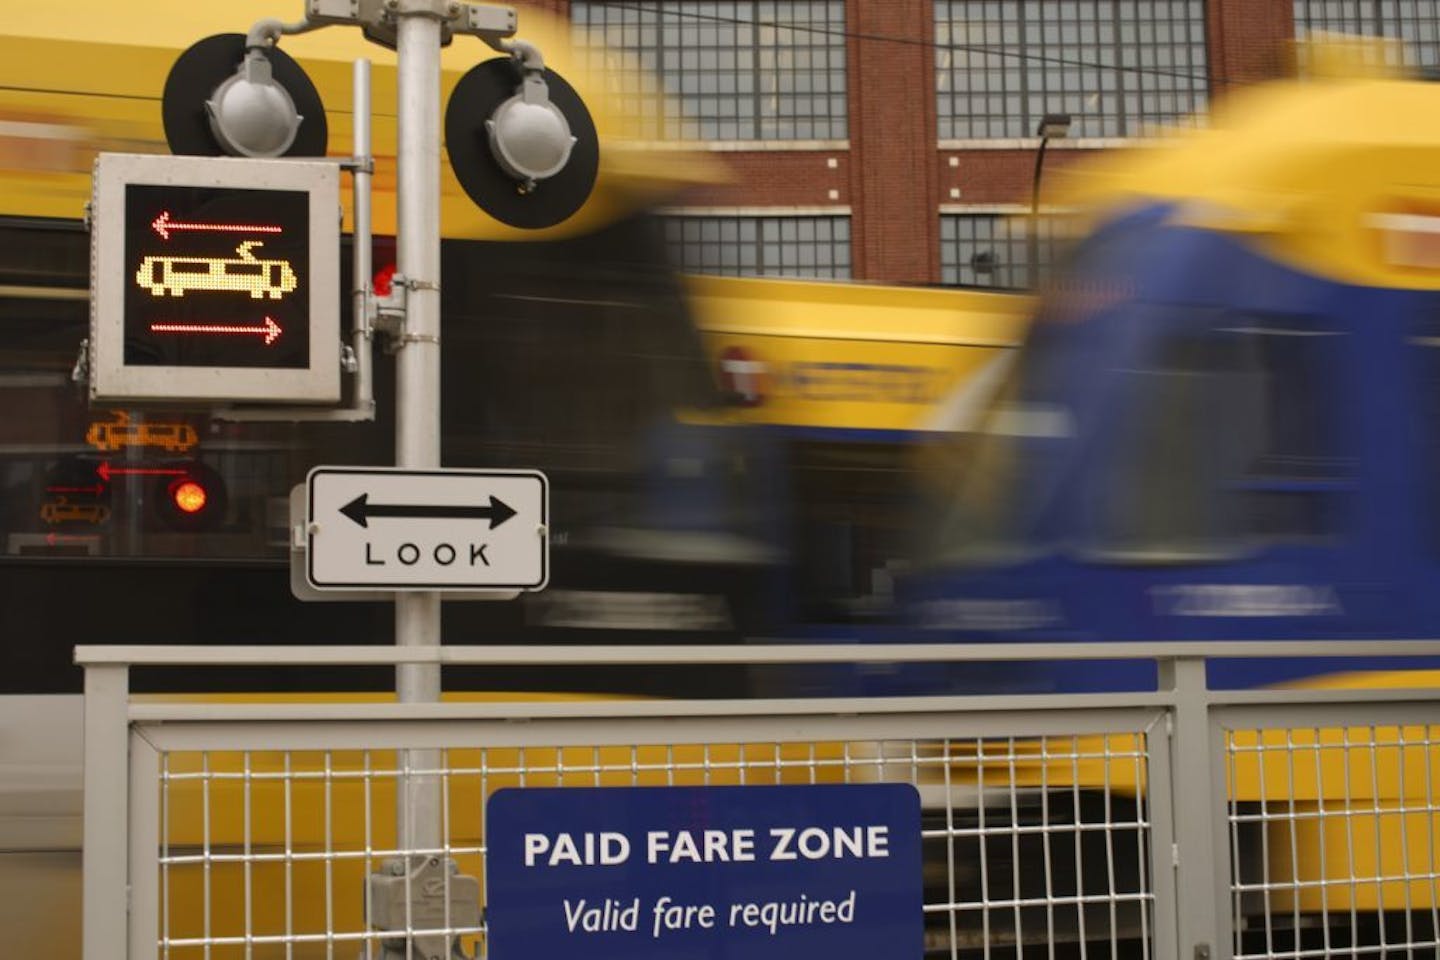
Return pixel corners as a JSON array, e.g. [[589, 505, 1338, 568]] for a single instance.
[[88, 152, 340, 404]]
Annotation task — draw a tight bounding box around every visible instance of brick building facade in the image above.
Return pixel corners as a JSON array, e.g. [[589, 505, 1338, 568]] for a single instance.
[[547, 1, 1435, 287]]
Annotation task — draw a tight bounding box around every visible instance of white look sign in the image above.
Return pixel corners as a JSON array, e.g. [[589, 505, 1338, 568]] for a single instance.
[[305, 466, 548, 591]]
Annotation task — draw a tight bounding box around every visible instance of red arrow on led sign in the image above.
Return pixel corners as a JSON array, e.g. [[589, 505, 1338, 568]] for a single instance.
[[96, 462, 187, 483], [45, 533, 100, 546], [151, 211, 284, 241], [149, 316, 282, 346]]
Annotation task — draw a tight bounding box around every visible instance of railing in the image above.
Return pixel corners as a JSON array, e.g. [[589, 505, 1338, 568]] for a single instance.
[[77, 641, 1440, 960]]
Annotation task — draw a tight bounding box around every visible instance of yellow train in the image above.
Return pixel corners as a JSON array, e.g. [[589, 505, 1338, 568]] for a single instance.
[[0, 5, 1032, 957]]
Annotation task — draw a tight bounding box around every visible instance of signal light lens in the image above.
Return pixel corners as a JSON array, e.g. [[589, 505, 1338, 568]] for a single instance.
[[374, 263, 396, 298], [170, 479, 208, 514]]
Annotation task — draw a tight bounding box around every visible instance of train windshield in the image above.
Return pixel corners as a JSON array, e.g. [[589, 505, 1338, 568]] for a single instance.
[[920, 306, 1092, 566], [923, 229, 1350, 568]]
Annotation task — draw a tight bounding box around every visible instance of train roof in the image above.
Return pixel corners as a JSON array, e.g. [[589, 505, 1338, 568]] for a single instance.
[[0, 0, 722, 239], [1056, 65, 1440, 290], [684, 275, 1030, 434]]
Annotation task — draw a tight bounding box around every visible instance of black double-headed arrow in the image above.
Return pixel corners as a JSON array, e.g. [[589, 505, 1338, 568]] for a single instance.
[[340, 493, 516, 529]]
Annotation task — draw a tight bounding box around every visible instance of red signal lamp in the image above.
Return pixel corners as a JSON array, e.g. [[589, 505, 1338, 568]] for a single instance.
[[170, 478, 209, 514], [155, 465, 225, 531], [374, 263, 396, 298]]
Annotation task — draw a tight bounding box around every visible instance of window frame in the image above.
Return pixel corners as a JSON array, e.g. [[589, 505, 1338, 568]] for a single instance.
[[934, 0, 1211, 141], [572, 1, 850, 143], [663, 212, 853, 279]]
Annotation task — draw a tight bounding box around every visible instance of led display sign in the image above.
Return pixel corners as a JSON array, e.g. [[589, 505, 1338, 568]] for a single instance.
[[90, 153, 340, 404]]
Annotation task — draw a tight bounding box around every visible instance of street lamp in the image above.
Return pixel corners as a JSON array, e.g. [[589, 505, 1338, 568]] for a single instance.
[[1030, 112, 1071, 287]]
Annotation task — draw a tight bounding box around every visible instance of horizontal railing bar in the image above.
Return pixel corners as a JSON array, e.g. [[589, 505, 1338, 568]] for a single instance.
[[72, 639, 1440, 668], [160, 845, 487, 865], [162, 926, 486, 948], [923, 819, 1152, 838], [127, 692, 1173, 723], [1234, 871, 1440, 891], [154, 748, 1148, 780], [123, 688, 1440, 722], [925, 891, 1154, 912], [1232, 938, 1440, 960]]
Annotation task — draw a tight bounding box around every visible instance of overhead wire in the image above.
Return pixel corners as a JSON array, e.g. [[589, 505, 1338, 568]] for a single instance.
[[581, 1, 1242, 89], [0, 4, 1246, 107]]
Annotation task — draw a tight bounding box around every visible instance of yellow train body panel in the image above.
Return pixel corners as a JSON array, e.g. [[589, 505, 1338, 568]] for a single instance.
[[1056, 53, 1440, 292], [0, 1, 720, 239], [686, 275, 1029, 432]]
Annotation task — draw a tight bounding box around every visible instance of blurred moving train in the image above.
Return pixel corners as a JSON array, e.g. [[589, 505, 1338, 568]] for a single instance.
[[897, 47, 1440, 955], [8, 0, 1440, 952], [906, 52, 1440, 686], [0, 4, 1030, 955]]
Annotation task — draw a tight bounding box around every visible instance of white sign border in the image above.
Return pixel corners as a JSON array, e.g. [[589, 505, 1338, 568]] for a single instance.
[[305, 466, 549, 592], [90, 152, 341, 404]]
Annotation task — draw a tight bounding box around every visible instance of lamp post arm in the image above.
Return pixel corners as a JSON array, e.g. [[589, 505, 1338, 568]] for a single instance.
[[1028, 135, 1052, 288], [246, 16, 327, 52], [479, 35, 545, 72], [1032, 134, 1051, 214]]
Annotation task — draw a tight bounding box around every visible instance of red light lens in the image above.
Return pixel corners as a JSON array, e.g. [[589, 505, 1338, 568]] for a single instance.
[[171, 480, 208, 514]]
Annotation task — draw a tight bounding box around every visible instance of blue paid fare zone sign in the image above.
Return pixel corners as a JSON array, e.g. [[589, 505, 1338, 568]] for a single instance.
[[486, 783, 922, 959]]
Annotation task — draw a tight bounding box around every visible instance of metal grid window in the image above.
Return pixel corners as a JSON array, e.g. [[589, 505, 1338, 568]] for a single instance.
[[664, 214, 852, 278], [940, 213, 1064, 288], [1294, 1, 1440, 69], [934, 1, 1210, 140], [149, 731, 1154, 959], [1226, 724, 1440, 959], [571, 2, 849, 141]]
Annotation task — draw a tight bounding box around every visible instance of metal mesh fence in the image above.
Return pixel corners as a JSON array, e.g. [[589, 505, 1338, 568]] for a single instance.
[[1226, 724, 1440, 960], [146, 728, 1156, 960]]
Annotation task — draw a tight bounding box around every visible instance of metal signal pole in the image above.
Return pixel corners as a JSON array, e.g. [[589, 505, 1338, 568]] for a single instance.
[[201, 3, 581, 953], [393, 0, 445, 861]]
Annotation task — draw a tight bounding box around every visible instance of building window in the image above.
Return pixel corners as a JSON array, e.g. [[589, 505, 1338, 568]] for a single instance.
[[571, 1, 848, 141], [941, 213, 1062, 288], [934, 1, 1210, 140], [1294, 1, 1440, 68], [664, 214, 851, 278]]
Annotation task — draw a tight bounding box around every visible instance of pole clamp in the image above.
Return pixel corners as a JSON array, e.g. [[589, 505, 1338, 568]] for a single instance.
[[371, 273, 407, 338], [393, 0, 451, 20], [338, 155, 376, 174], [368, 857, 480, 960], [307, 0, 515, 47], [371, 274, 441, 351]]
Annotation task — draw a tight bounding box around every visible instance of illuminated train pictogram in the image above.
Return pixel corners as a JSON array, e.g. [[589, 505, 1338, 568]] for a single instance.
[[134, 241, 297, 300], [85, 411, 199, 453]]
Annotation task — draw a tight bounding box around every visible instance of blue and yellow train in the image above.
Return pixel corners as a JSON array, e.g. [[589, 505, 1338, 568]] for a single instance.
[[905, 53, 1440, 692], [887, 51, 1440, 953], [8, 1, 1440, 951]]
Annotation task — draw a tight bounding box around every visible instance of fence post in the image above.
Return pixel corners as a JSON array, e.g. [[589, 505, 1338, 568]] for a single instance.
[[1159, 654, 1231, 960], [83, 662, 131, 960]]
